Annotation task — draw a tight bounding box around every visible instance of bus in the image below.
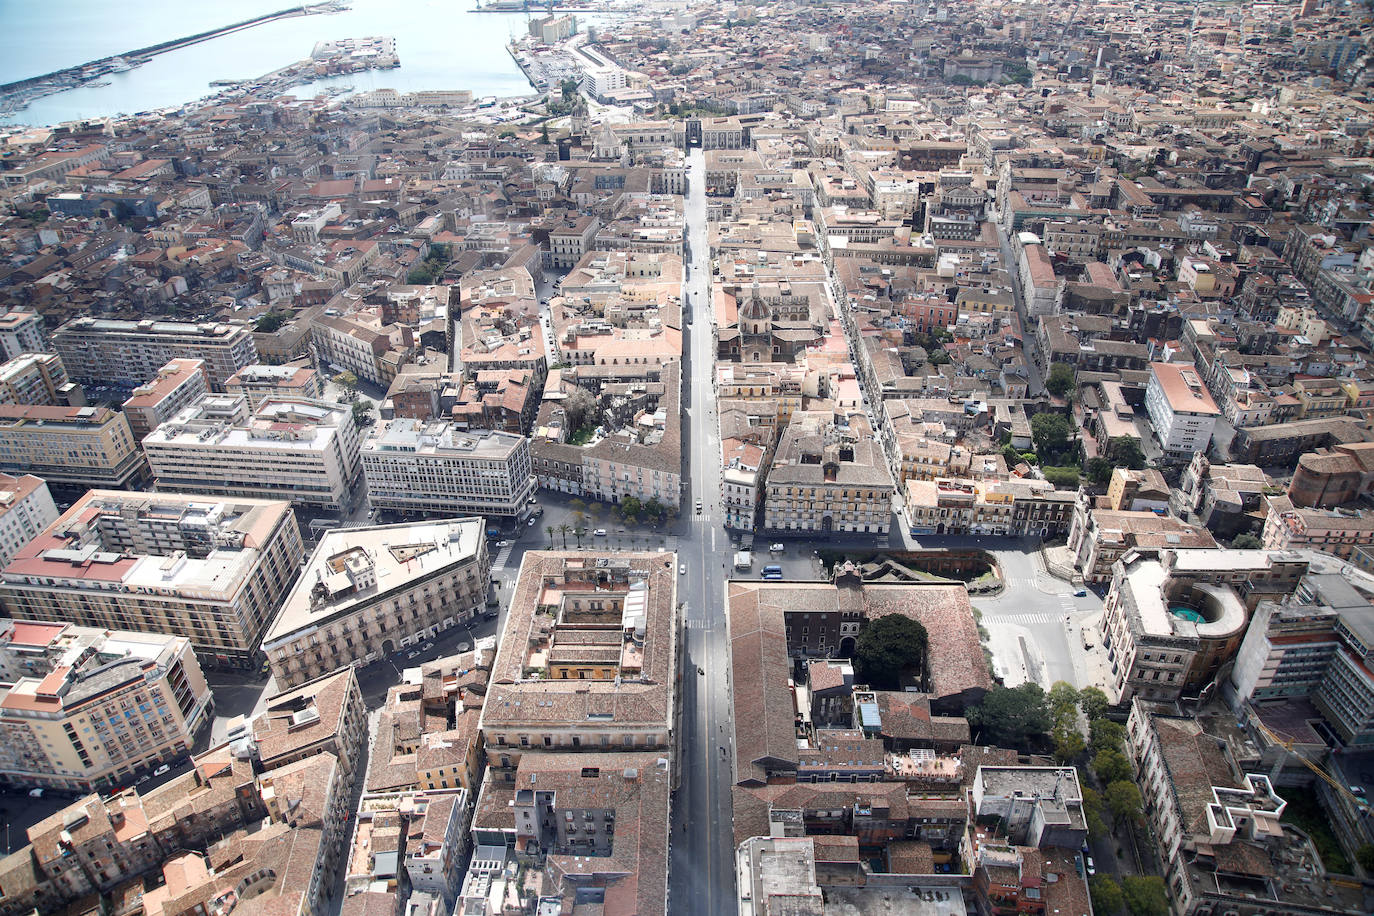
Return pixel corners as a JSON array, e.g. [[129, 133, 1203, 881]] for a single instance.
[[761, 565, 783, 580]]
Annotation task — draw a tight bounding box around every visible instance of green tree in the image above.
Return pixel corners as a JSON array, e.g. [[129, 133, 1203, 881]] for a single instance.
[[1108, 436, 1147, 470], [1043, 466, 1081, 488], [1121, 875, 1169, 916], [1081, 785, 1108, 835], [1233, 533, 1262, 549], [1089, 719, 1127, 755], [540, 122, 551, 145], [255, 311, 290, 333], [545, 525, 556, 548], [1093, 747, 1132, 784], [335, 371, 359, 402], [1079, 687, 1111, 722], [620, 496, 642, 523], [1049, 681, 1080, 724], [1031, 412, 1073, 459], [1356, 843, 1374, 872], [1086, 457, 1114, 485], [560, 78, 579, 102], [854, 614, 929, 690], [1046, 362, 1076, 398], [1053, 724, 1086, 763], [351, 400, 373, 427], [968, 684, 1053, 748], [558, 523, 570, 549], [1105, 779, 1144, 826], [1090, 875, 1125, 915], [573, 526, 586, 548]]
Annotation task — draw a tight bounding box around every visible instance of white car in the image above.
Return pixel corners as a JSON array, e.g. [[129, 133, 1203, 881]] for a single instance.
[[28, 787, 43, 798], [594, 528, 608, 537], [496, 540, 512, 548], [679, 564, 686, 575], [153, 764, 171, 777], [769, 543, 785, 552]]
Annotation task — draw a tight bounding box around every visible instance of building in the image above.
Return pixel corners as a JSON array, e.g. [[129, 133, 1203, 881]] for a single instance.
[[721, 438, 765, 531], [0, 474, 58, 566], [904, 476, 1075, 537], [1230, 416, 1371, 467], [144, 395, 362, 509], [1262, 494, 1374, 559], [0, 491, 305, 669], [1174, 455, 1270, 539], [1145, 362, 1220, 460], [1101, 549, 1308, 703], [0, 621, 212, 792], [1127, 700, 1367, 916], [1105, 467, 1170, 513], [250, 667, 368, 775], [0, 353, 79, 407], [1067, 497, 1219, 584], [52, 317, 258, 391], [728, 566, 991, 788], [362, 421, 533, 519], [763, 411, 895, 535], [312, 312, 414, 388], [261, 519, 489, 688], [225, 363, 323, 407], [0, 404, 148, 495], [121, 358, 209, 442], [0, 311, 47, 360], [1287, 442, 1374, 509], [478, 551, 678, 783]]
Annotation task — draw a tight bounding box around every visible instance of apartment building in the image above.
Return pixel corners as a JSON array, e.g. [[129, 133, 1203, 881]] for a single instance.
[[1127, 700, 1363, 916], [363, 420, 533, 518], [250, 667, 368, 774], [1262, 494, 1374, 559], [311, 312, 415, 388], [121, 358, 208, 442], [261, 519, 489, 688], [0, 474, 58, 566], [0, 310, 47, 360], [722, 438, 764, 531], [225, 362, 323, 407], [1067, 496, 1218, 584], [0, 491, 305, 668], [478, 551, 678, 783], [763, 411, 894, 535], [0, 620, 212, 792], [0, 353, 78, 407], [0, 404, 148, 494], [904, 476, 1074, 537], [144, 395, 362, 509], [548, 215, 600, 268], [52, 317, 257, 391], [1145, 362, 1220, 460]]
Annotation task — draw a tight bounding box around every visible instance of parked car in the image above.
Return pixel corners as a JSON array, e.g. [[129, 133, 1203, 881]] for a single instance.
[[527, 518, 537, 526], [594, 528, 607, 536], [1073, 588, 1087, 597], [679, 564, 686, 575], [28, 788, 43, 797], [1084, 855, 1095, 876], [153, 764, 171, 777], [769, 543, 785, 552]]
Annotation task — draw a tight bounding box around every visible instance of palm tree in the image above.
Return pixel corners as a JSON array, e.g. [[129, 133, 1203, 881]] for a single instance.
[[545, 525, 555, 548], [558, 524, 570, 549]]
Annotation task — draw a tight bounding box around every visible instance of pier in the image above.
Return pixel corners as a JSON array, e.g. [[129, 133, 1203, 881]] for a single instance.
[[0, 2, 347, 113]]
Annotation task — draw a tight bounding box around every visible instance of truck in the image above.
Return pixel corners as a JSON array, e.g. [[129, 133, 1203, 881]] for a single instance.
[[734, 550, 753, 571]]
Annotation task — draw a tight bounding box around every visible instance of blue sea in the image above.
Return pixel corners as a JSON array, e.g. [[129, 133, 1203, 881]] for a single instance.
[[0, 0, 548, 126]]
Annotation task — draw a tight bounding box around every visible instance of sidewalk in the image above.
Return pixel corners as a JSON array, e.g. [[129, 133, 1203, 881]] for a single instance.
[[1039, 543, 1077, 582]]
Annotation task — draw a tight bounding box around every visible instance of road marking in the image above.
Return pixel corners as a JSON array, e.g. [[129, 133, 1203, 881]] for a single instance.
[[684, 619, 714, 630], [988, 612, 1061, 625]]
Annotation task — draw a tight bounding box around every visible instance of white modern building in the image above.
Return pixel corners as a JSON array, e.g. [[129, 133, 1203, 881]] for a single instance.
[[0, 491, 305, 668], [0, 619, 213, 792], [0, 473, 58, 566], [363, 420, 534, 518], [143, 395, 362, 509], [121, 358, 209, 441], [52, 317, 258, 391], [0, 311, 47, 360], [1145, 361, 1220, 460]]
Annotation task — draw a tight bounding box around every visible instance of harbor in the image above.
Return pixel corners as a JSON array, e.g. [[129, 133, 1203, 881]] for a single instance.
[[0, 1, 349, 115]]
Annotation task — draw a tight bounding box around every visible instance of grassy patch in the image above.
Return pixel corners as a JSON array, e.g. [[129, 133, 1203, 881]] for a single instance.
[[1281, 792, 1351, 874], [567, 425, 597, 446]]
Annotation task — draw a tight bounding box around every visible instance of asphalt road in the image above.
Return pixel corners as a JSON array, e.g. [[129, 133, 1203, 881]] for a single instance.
[[667, 147, 738, 916]]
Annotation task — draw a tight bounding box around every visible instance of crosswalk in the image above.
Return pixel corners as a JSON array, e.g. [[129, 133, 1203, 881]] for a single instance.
[[1003, 576, 1042, 590], [987, 611, 1061, 626], [493, 544, 515, 568], [684, 619, 715, 630]]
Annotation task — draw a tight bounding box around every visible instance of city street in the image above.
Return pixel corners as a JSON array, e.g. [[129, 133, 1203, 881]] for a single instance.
[[668, 147, 738, 916]]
